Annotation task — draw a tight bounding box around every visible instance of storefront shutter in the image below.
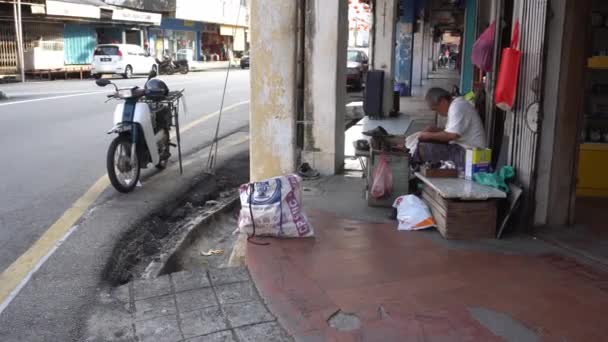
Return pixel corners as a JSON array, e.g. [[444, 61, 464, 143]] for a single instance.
[[64, 24, 96, 65], [508, 0, 548, 194]]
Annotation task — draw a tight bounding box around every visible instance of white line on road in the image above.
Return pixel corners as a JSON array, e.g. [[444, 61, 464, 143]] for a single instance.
[[0, 91, 107, 107]]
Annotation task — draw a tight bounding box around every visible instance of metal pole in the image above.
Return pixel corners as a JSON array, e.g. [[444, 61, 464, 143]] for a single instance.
[[15, 0, 25, 82]]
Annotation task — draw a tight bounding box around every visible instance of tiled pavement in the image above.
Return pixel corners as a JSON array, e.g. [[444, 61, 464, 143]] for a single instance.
[[104, 267, 292, 342], [245, 176, 608, 341]]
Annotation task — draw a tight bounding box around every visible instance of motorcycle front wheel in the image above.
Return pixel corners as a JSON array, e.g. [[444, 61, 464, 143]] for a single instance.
[[107, 135, 140, 193], [180, 65, 189, 74]]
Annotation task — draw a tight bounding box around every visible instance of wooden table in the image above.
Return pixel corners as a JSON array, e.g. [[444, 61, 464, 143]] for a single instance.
[[415, 173, 506, 239]]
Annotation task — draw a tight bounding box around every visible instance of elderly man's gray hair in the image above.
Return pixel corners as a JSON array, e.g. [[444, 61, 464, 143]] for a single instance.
[[425, 87, 452, 105]]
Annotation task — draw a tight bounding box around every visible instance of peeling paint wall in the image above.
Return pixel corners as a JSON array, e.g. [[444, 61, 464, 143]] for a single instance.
[[302, 0, 348, 175], [249, 0, 298, 181]]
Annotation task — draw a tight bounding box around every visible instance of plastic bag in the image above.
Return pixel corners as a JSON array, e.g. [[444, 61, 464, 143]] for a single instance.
[[238, 174, 314, 238], [473, 166, 515, 193], [495, 21, 521, 111], [393, 195, 435, 231], [371, 154, 393, 199], [472, 21, 496, 72]]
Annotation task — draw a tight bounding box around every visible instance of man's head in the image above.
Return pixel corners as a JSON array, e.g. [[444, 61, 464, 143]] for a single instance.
[[425, 87, 452, 116]]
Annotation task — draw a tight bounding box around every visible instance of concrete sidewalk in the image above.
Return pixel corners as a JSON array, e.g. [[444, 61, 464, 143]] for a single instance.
[[85, 267, 292, 342], [190, 61, 241, 72], [246, 175, 608, 341]]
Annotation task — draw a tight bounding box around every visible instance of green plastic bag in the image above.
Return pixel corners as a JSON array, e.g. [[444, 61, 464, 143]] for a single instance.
[[473, 166, 515, 193]]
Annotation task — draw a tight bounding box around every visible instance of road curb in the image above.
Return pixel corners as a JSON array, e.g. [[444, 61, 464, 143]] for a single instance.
[[142, 192, 240, 279]]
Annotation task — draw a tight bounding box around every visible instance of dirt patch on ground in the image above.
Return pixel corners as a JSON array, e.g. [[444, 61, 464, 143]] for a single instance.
[[102, 151, 249, 286]]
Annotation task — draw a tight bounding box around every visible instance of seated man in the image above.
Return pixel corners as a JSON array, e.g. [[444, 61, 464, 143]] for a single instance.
[[412, 87, 487, 169]]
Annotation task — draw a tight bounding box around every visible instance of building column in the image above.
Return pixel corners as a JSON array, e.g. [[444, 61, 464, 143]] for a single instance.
[[301, 0, 348, 175], [394, 0, 414, 96], [373, 0, 398, 112], [460, 0, 477, 94], [249, 0, 298, 181]]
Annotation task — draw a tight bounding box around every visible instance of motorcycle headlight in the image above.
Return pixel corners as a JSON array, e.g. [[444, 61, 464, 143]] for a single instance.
[[118, 89, 133, 98]]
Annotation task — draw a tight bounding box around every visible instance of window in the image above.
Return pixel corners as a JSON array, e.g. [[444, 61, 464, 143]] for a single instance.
[[94, 45, 119, 56]]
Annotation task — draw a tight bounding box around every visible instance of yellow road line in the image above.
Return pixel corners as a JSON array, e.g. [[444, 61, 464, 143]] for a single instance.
[[0, 100, 249, 311], [0, 176, 109, 309]]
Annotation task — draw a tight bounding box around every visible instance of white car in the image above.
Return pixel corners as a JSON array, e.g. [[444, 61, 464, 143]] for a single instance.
[[91, 44, 157, 79]]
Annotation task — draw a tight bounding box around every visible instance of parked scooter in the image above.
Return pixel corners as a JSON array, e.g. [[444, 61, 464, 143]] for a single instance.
[[172, 59, 189, 74], [155, 56, 189, 75], [155, 56, 175, 75], [95, 70, 184, 193]]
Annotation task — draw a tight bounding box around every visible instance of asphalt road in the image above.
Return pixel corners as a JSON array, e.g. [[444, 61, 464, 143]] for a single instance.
[[0, 70, 250, 272], [0, 70, 250, 341]]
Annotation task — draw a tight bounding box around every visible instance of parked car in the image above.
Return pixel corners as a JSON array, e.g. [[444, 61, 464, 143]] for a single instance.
[[91, 44, 157, 79], [346, 49, 369, 89], [240, 52, 250, 69]]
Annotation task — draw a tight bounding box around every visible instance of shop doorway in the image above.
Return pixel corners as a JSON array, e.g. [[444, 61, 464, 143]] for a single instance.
[[573, 0, 608, 237]]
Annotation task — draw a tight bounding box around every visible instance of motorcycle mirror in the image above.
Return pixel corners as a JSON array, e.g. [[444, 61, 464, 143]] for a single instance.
[[148, 69, 157, 80], [95, 79, 111, 87]]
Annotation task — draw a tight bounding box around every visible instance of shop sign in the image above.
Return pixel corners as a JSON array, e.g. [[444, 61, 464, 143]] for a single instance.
[[176, 0, 247, 27], [46, 0, 100, 19], [184, 20, 194, 27], [112, 8, 162, 25]]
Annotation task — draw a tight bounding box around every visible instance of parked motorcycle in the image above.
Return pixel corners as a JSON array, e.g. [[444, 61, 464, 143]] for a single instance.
[[155, 56, 189, 75], [172, 59, 189, 74], [155, 56, 175, 75], [95, 70, 184, 193]]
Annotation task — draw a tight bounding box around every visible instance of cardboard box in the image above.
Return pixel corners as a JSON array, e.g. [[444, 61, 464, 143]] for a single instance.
[[465, 148, 492, 180]]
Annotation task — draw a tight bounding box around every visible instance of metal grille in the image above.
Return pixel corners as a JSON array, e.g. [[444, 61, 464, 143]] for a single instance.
[[0, 21, 63, 75], [508, 0, 548, 192], [0, 22, 17, 74]]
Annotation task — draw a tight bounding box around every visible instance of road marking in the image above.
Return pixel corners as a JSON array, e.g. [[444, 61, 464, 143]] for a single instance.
[[0, 91, 106, 107], [0, 176, 109, 314], [181, 100, 249, 132], [0, 100, 249, 314]]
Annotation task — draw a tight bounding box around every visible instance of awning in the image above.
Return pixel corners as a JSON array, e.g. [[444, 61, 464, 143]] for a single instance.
[[112, 8, 162, 25], [46, 0, 101, 19], [45, 0, 162, 25]]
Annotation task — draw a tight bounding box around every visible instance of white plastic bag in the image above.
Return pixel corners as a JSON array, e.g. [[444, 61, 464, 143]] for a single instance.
[[238, 174, 314, 238], [393, 195, 435, 231]]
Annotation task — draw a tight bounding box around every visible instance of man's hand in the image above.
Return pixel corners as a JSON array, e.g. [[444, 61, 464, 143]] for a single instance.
[[423, 125, 443, 133], [419, 131, 460, 144]]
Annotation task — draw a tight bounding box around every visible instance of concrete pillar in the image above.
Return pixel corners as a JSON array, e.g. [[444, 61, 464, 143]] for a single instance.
[[422, 21, 431, 80], [372, 0, 398, 114], [460, 0, 477, 93], [249, 0, 298, 181], [395, 0, 414, 96], [412, 17, 424, 86], [302, 0, 348, 175]]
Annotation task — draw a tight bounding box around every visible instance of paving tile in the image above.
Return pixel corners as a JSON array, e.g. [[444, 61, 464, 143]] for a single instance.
[[209, 266, 250, 286], [135, 294, 177, 321], [223, 300, 274, 328], [180, 306, 227, 339], [234, 322, 293, 342], [183, 330, 235, 342], [172, 270, 211, 293], [215, 282, 259, 304], [133, 275, 172, 300], [135, 314, 182, 342], [175, 288, 217, 313]]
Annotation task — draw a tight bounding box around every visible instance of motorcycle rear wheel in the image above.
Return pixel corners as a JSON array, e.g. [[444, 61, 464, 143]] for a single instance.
[[107, 135, 140, 193], [180, 65, 189, 74]]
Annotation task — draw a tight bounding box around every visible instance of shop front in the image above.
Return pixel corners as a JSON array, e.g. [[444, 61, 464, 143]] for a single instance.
[[149, 18, 202, 61]]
